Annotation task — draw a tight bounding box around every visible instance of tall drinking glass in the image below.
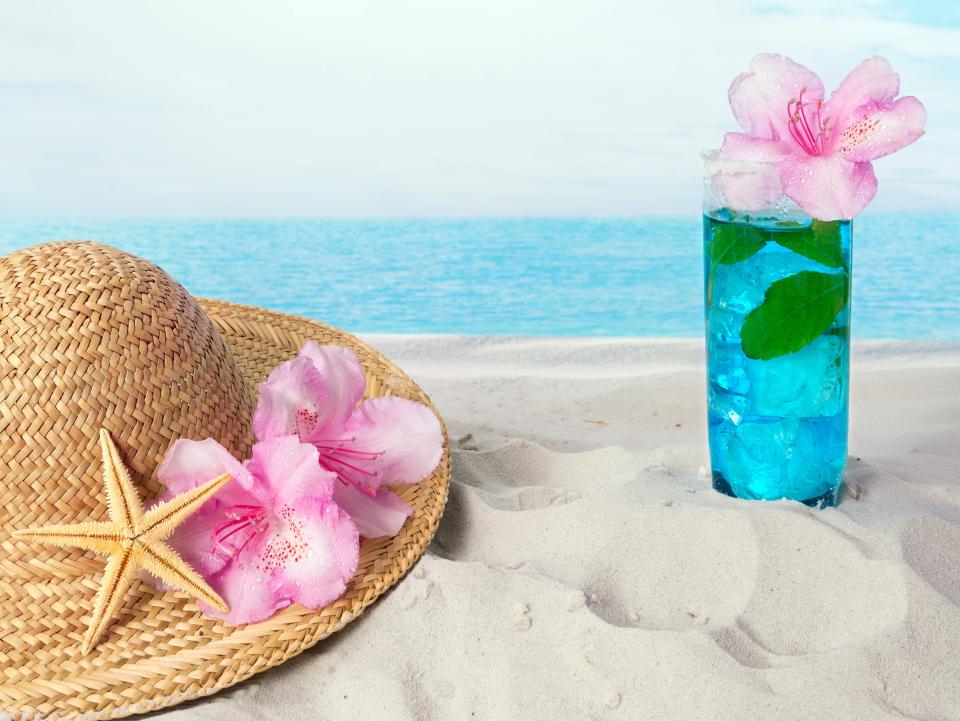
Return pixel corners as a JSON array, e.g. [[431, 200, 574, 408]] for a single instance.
[[703, 158, 851, 506]]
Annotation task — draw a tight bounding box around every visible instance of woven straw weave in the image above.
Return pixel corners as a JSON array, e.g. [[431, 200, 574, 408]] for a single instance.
[[0, 242, 450, 720]]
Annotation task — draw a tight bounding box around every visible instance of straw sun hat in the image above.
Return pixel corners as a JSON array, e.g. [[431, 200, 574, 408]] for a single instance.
[[0, 241, 450, 719]]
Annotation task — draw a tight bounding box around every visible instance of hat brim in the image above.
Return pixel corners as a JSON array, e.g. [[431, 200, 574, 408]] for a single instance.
[[1, 299, 450, 720]]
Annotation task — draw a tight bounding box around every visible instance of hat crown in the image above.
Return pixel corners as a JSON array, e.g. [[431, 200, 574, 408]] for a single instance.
[[0, 241, 254, 535]]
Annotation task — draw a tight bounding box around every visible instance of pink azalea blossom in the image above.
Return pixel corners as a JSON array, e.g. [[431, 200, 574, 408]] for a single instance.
[[153, 435, 359, 625], [714, 54, 926, 220], [253, 341, 444, 539]]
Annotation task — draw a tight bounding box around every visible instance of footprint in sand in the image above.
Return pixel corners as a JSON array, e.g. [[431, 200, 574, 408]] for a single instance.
[[734, 509, 907, 656], [513, 602, 532, 631], [452, 439, 634, 511], [395, 566, 435, 611], [902, 515, 960, 604], [436, 440, 762, 632], [605, 692, 623, 710], [432, 679, 456, 700]]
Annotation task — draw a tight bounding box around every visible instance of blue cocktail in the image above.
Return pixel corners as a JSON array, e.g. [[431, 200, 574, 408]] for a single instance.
[[704, 207, 851, 506]]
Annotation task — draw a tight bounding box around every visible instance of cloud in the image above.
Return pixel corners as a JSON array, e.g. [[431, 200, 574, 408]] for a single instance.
[[0, 0, 955, 217]]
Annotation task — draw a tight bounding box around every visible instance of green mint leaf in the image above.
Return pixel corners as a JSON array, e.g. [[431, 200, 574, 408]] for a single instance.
[[772, 220, 845, 269], [740, 270, 849, 360], [709, 223, 768, 266]]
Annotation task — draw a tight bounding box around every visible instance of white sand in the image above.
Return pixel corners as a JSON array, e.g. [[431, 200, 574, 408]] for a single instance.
[[156, 337, 960, 721]]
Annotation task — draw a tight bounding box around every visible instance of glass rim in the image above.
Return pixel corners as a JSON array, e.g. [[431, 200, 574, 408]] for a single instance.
[[699, 149, 778, 180]]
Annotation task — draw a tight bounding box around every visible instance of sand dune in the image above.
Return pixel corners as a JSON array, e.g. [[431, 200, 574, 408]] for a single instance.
[[156, 338, 960, 721]]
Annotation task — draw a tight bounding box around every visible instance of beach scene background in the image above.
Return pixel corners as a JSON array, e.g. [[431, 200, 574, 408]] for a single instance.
[[3, 1, 960, 720], [2, 1, 956, 341]]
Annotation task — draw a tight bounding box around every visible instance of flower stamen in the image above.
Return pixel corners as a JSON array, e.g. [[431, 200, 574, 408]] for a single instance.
[[213, 504, 268, 559], [311, 436, 384, 497], [787, 89, 830, 156]]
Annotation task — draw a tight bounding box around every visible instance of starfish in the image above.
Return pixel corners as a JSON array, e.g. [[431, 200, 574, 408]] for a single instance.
[[13, 428, 231, 654]]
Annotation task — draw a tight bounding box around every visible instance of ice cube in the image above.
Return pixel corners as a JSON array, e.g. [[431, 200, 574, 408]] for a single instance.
[[708, 246, 820, 343], [709, 261, 764, 341], [745, 335, 846, 418], [714, 416, 845, 501], [751, 243, 825, 287], [707, 341, 750, 420]]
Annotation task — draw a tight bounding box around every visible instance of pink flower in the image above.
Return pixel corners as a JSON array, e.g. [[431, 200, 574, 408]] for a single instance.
[[253, 341, 443, 539], [154, 435, 359, 625], [715, 54, 926, 220]]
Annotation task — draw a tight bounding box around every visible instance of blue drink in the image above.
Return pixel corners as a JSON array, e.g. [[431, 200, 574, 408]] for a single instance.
[[704, 208, 851, 506]]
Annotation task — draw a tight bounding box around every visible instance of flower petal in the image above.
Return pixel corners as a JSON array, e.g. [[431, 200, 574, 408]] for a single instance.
[[835, 96, 926, 163], [822, 56, 900, 144], [157, 438, 255, 495], [246, 435, 336, 506], [269, 497, 359, 611], [333, 483, 413, 539], [252, 355, 327, 442], [779, 155, 877, 221], [198, 544, 289, 625], [161, 486, 256, 577], [728, 53, 824, 142], [720, 132, 794, 163], [345, 396, 444, 490], [298, 342, 367, 439], [155, 439, 262, 577]]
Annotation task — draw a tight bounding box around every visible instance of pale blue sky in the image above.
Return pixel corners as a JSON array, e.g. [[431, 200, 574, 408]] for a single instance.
[[0, 0, 956, 217]]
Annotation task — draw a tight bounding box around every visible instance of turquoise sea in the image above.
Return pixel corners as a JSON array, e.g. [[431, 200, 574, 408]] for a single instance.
[[0, 215, 956, 338]]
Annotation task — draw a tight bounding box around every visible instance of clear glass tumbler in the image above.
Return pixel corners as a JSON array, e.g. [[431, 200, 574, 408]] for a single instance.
[[703, 166, 851, 506]]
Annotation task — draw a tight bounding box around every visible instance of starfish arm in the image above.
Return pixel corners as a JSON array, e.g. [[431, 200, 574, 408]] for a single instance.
[[81, 544, 140, 655], [12, 521, 123, 556], [138, 540, 229, 613], [100, 429, 144, 527], [139, 472, 231, 542]]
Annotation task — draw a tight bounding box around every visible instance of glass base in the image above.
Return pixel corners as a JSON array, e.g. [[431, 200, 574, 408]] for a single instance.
[[712, 471, 841, 509]]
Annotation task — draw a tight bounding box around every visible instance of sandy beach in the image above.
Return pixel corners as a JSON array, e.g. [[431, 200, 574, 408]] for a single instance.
[[154, 337, 960, 721]]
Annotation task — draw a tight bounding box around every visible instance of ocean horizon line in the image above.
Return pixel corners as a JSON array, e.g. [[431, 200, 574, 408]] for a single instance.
[[0, 210, 957, 224], [0, 216, 955, 340]]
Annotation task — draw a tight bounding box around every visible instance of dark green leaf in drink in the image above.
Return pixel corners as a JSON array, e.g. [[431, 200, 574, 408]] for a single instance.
[[740, 270, 849, 360], [709, 223, 768, 266], [771, 220, 845, 269]]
